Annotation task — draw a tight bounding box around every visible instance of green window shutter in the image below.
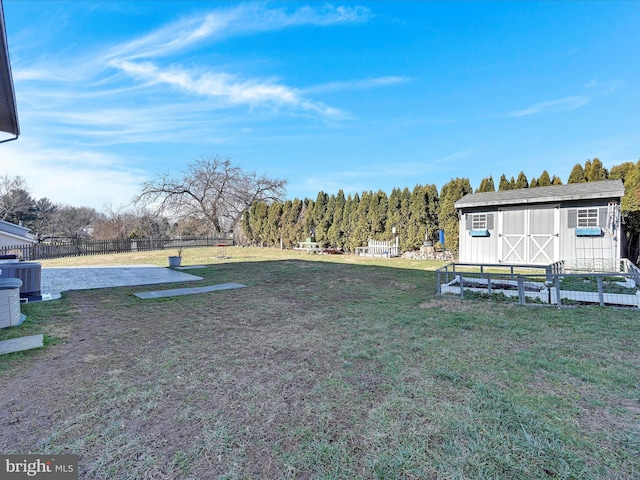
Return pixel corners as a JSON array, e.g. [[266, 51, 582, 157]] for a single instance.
[[567, 209, 577, 228]]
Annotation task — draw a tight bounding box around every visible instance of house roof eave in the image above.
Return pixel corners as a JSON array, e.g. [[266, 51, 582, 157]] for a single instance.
[[0, 0, 19, 141]]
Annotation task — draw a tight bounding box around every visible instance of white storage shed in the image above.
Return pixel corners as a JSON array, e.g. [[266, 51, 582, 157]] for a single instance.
[[455, 180, 626, 269]]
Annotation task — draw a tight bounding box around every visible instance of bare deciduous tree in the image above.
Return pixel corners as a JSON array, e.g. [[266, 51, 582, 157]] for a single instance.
[[50, 205, 101, 238], [135, 156, 287, 234], [91, 205, 171, 240], [0, 174, 35, 223]]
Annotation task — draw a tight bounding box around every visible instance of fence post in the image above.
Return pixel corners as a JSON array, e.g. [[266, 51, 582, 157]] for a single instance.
[[487, 273, 492, 295], [545, 265, 551, 283], [458, 275, 464, 299], [517, 275, 525, 305], [596, 276, 604, 306], [436, 270, 441, 294], [554, 276, 562, 306]]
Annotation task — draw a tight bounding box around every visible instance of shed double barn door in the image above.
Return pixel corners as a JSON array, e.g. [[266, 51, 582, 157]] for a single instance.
[[499, 206, 559, 265]]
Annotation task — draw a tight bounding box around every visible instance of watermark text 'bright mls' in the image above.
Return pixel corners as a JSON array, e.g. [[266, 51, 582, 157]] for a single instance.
[[1, 455, 78, 479]]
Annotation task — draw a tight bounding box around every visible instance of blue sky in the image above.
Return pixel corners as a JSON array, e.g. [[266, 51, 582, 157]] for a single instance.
[[2, 1, 639, 210]]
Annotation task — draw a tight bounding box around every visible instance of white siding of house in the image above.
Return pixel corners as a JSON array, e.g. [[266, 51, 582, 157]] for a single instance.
[[0, 232, 34, 247]]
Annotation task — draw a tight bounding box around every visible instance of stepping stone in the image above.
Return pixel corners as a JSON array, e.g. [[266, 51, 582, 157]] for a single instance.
[[0, 334, 44, 355], [134, 283, 246, 299]]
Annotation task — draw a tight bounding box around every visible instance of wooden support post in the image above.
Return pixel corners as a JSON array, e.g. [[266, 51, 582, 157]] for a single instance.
[[597, 276, 604, 306], [517, 276, 525, 305]]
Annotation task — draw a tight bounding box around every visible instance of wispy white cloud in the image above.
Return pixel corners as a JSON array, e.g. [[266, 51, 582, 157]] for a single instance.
[[105, 4, 370, 62], [110, 59, 347, 118], [303, 76, 412, 94], [93, 4, 372, 119], [507, 95, 591, 117], [584, 78, 622, 94], [9, 1, 375, 152], [506, 79, 622, 118]]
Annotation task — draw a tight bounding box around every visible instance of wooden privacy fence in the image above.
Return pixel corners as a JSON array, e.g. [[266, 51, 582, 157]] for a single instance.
[[0, 235, 234, 261]]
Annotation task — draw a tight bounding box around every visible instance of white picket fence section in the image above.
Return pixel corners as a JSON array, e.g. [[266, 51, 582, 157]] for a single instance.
[[355, 239, 400, 258]]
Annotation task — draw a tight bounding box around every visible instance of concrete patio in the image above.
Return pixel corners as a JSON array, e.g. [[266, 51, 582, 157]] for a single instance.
[[41, 264, 203, 295]]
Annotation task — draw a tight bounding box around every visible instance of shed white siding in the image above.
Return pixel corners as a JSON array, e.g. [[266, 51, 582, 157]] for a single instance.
[[455, 180, 625, 267]]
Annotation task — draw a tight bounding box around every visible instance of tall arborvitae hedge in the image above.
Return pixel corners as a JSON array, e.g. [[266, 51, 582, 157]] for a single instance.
[[241, 158, 639, 257]]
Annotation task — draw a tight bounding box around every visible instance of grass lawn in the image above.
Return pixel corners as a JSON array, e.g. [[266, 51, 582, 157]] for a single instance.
[[1, 247, 639, 479]]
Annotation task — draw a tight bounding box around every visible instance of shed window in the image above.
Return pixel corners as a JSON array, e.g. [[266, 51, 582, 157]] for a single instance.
[[568, 207, 608, 229], [466, 213, 494, 230], [577, 208, 599, 227]]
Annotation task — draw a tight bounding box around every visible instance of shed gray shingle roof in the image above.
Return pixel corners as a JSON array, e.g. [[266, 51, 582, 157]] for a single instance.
[[455, 180, 625, 209]]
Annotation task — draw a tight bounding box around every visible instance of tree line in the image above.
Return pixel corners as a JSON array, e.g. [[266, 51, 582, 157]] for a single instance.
[[242, 157, 640, 262], [4, 156, 640, 262], [0, 156, 287, 243], [0, 174, 175, 241]]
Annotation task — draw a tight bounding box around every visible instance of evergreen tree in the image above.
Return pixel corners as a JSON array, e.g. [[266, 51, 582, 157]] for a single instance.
[[327, 190, 346, 247], [342, 193, 359, 252], [265, 201, 283, 247], [621, 160, 640, 212], [302, 198, 315, 239], [386, 187, 403, 239], [406, 185, 428, 249], [279, 200, 299, 248], [312, 192, 329, 242], [515, 171, 529, 189], [322, 193, 337, 243], [399, 187, 412, 251], [386, 187, 412, 251], [567, 163, 585, 183], [241, 209, 253, 244], [609, 162, 635, 183], [498, 174, 511, 191], [439, 178, 472, 254], [352, 191, 371, 250], [367, 190, 388, 239], [585, 157, 608, 182], [248, 201, 268, 246], [529, 178, 538, 188], [537, 170, 552, 187], [551, 175, 563, 185], [425, 184, 440, 244], [621, 160, 640, 263], [476, 176, 495, 193]]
